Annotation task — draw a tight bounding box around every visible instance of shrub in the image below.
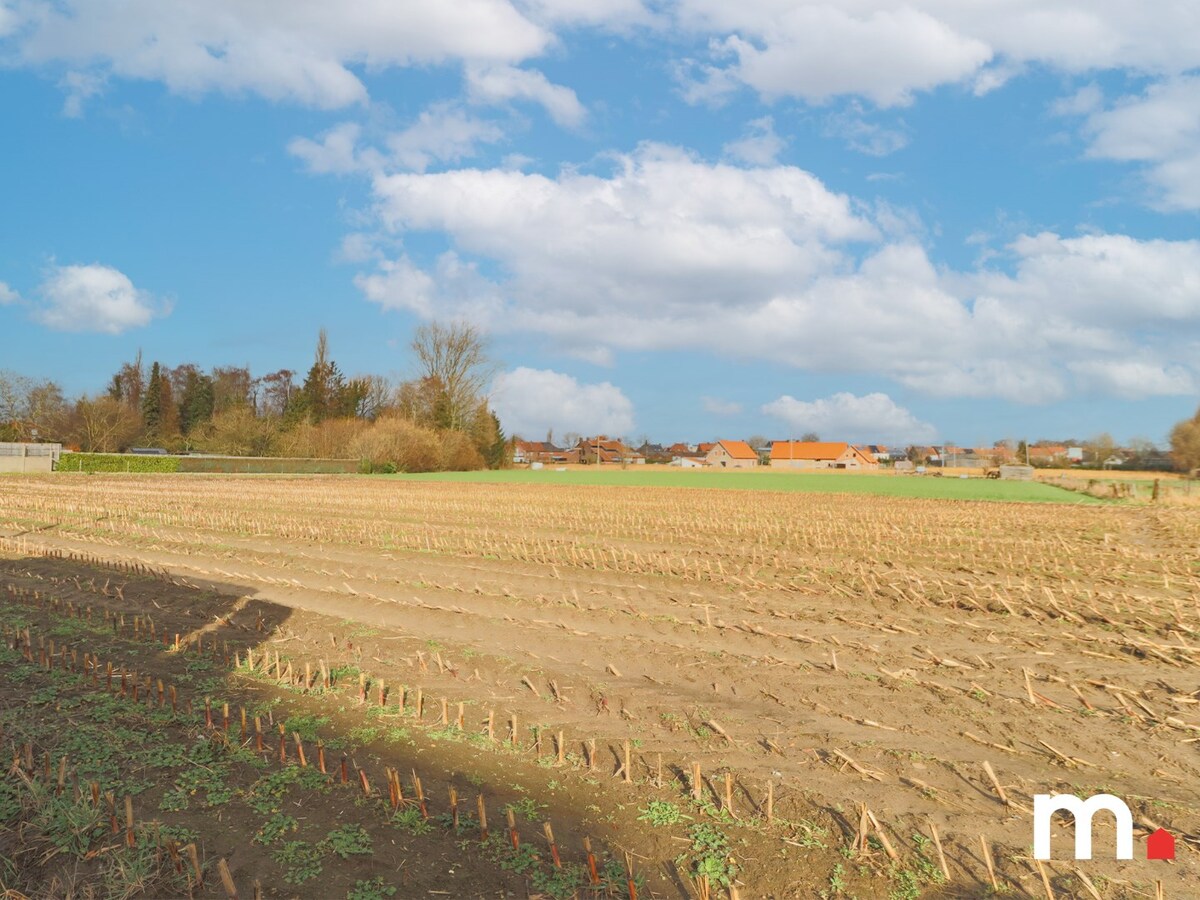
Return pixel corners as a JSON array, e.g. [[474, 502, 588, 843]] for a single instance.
[[352, 417, 449, 473], [440, 430, 486, 471], [59, 453, 180, 474]]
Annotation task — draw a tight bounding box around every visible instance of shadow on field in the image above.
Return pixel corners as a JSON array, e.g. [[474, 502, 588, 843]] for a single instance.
[[0, 551, 689, 899]]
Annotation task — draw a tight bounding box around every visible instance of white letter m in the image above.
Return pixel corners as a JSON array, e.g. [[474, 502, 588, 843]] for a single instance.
[[1033, 794, 1133, 860]]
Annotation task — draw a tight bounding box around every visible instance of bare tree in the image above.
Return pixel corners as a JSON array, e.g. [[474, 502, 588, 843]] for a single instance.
[[259, 369, 297, 418], [410, 321, 494, 432], [71, 396, 140, 452], [1170, 410, 1200, 474], [356, 374, 394, 421], [0, 370, 68, 441]]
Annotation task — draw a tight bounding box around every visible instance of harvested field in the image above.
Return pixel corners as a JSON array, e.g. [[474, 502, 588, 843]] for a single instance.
[[392, 467, 1096, 504], [0, 474, 1197, 898]]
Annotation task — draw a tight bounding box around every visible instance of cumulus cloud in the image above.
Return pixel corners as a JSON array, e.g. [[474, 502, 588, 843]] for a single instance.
[[7, 0, 550, 108], [351, 145, 1200, 403], [0, 282, 19, 305], [823, 103, 909, 156], [702, 397, 742, 415], [290, 106, 507, 178], [722, 116, 785, 165], [490, 367, 634, 437], [1068, 360, 1196, 399], [518, 0, 655, 29], [368, 143, 876, 319], [288, 122, 369, 175], [34, 264, 165, 334], [58, 70, 106, 117], [674, 2, 1200, 107], [387, 105, 507, 172], [763, 392, 937, 444], [691, 6, 992, 107], [1074, 76, 1200, 210], [465, 64, 586, 128], [355, 252, 502, 321]]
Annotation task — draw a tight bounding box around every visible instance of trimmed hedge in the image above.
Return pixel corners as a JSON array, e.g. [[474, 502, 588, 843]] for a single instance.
[[60, 453, 180, 474], [58, 454, 358, 475], [177, 457, 357, 474]]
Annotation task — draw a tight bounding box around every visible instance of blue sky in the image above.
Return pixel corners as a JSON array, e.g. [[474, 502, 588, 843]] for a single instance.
[[2, 2, 1199, 447]]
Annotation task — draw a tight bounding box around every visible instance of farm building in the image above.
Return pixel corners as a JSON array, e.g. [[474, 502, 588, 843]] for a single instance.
[[513, 440, 580, 465], [769, 441, 878, 470], [705, 440, 759, 469], [671, 456, 706, 468], [0, 442, 61, 473], [575, 436, 645, 465]]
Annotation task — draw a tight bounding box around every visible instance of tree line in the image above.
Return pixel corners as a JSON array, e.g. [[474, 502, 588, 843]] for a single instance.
[[0, 323, 509, 472]]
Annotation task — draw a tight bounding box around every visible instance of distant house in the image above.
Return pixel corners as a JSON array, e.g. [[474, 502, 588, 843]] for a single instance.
[[770, 441, 878, 470], [706, 440, 759, 469], [696, 442, 716, 455], [637, 442, 670, 464], [576, 436, 645, 465], [513, 440, 580, 465], [864, 444, 891, 461], [1028, 445, 1068, 467], [672, 456, 706, 468]]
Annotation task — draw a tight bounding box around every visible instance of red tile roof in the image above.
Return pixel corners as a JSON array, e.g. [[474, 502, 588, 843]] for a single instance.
[[770, 441, 850, 460], [714, 440, 759, 460]]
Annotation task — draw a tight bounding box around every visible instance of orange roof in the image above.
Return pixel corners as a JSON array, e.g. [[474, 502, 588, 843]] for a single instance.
[[852, 445, 878, 464], [714, 440, 759, 460], [770, 441, 851, 460]]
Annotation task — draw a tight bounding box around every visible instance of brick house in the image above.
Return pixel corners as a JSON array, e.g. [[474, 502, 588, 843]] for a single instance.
[[575, 436, 645, 465], [769, 441, 878, 470], [705, 440, 759, 469]]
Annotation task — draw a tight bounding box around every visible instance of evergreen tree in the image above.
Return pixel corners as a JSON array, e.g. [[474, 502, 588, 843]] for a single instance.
[[142, 362, 163, 435], [297, 329, 350, 423], [471, 401, 509, 469], [179, 370, 215, 434]]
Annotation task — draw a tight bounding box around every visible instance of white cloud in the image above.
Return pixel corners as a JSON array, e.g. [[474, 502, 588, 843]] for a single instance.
[[288, 122, 369, 175], [975, 232, 1200, 326], [1077, 76, 1200, 210], [1050, 83, 1103, 118], [722, 116, 784, 165], [369, 143, 877, 319], [491, 367, 634, 437], [465, 64, 586, 128], [58, 70, 106, 117], [354, 252, 503, 322], [518, 0, 654, 29], [355, 147, 1200, 404], [386, 104, 506, 172], [35, 264, 165, 334], [290, 105, 507, 178], [1068, 360, 1196, 399], [354, 255, 437, 317], [763, 392, 937, 444], [0, 4, 16, 38], [8, 0, 550, 109], [822, 103, 908, 156], [673, 2, 1200, 106], [702, 397, 742, 415], [0, 281, 19, 305]]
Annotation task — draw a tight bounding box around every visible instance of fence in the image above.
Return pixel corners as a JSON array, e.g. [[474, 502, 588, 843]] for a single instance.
[[0, 443, 63, 473]]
